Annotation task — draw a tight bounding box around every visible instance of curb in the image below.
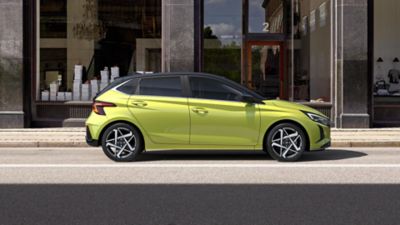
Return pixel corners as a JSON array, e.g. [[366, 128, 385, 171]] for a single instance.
[[0, 142, 89, 148], [332, 141, 400, 148]]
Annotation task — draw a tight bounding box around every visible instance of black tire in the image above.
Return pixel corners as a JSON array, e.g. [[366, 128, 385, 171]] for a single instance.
[[265, 123, 307, 162], [101, 123, 144, 162]]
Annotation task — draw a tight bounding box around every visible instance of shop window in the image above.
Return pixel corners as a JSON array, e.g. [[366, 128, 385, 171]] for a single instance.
[[38, 0, 162, 101], [290, 0, 332, 102], [203, 0, 242, 83], [373, 0, 400, 97]]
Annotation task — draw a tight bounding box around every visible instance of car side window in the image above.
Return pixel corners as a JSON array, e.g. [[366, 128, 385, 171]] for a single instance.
[[189, 77, 244, 101], [116, 79, 138, 95], [139, 76, 183, 97]]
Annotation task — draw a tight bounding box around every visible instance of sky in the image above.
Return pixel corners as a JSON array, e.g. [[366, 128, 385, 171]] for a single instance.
[[204, 0, 268, 45]]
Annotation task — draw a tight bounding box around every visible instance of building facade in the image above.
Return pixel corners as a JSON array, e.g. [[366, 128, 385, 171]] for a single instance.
[[0, 0, 397, 128]]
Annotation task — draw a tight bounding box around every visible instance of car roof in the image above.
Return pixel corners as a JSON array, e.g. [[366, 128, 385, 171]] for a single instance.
[[120, 72, 226, 80]]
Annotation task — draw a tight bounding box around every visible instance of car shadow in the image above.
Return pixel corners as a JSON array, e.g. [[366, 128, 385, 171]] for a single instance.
[[138, 150, 266, 161], [137, 149, 367, 162], [300, 149, 367, 162]]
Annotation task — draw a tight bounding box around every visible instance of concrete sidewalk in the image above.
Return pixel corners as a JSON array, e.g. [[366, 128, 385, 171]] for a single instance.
[[0, 128, 399, 148]]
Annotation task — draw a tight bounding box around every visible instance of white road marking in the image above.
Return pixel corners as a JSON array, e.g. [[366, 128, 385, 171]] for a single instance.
[[0, 164, 400, 168]]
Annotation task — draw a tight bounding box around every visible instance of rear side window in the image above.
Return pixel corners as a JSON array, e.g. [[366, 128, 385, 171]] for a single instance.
[[139, 77, 183, 97], [116, 79, 138, 95]]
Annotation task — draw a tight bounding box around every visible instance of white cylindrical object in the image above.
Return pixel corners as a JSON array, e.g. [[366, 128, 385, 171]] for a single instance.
[[101, 69, 109, 83], [111, 66, 119, 77], [41, 91, 49, 101], [65, 92, 72, 101], [74, 65, 83, 81]]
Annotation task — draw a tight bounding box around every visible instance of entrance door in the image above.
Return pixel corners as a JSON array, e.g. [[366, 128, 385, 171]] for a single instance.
[[245, 41, 285, 99]]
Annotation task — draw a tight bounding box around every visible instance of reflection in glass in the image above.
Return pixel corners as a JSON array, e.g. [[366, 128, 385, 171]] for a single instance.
[[251, 45, 281, 99], [291, 0, 331, 102], [39, 0, 162, 101], [40, 0, 67, 38], [203, 0, 242, 83], [248, 0, 284, 33]]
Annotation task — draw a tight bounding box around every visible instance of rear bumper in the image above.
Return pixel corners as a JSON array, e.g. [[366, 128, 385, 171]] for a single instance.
[[86, 126, 99, 147]]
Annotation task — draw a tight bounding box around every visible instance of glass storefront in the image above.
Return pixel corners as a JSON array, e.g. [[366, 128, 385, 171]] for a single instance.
[[290, 0, 332, 102], [203, 0, 332, 103], [32, 0, 334, 126], [38, 0, 161, 101], [38, 0, 332, 103], [373, 0, 400, 97], [373, 0, 400, 126], [203, 0, 242, 83]]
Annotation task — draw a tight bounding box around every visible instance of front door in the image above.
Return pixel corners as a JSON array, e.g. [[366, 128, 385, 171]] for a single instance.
[[245, 41, 285, 99], [128, 76, 190, 144], [188, 76, 261, 146]]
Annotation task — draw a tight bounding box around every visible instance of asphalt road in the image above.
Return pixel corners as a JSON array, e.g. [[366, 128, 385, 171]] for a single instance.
[[0, 147, 400, 225]]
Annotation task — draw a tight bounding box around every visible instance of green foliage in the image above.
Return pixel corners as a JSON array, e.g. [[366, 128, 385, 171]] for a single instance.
[[204, 47, 241, 83]]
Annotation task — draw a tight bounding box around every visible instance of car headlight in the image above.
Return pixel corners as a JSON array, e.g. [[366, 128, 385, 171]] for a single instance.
[[302, 111, 330, 127]]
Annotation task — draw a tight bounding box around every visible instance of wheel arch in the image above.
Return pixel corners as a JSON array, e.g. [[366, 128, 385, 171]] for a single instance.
[[263, 119, 310, 152], [98, 120, 145, 149]]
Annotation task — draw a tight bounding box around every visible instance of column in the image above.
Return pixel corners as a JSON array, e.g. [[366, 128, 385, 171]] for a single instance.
[[162, 0, 195, 72], [335, 0, 370, 128], [0, 0, 24, 128]]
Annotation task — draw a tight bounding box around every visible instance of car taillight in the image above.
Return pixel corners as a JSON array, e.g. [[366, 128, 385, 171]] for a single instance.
[[92, 101, 116, 115]]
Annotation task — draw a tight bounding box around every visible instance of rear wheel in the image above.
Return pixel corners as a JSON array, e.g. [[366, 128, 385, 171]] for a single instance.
[[101, 123, 143, 162], [265, 123, 306, 162]]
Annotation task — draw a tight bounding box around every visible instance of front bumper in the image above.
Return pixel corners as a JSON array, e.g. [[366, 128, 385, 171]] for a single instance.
[[86, 126, 99, 147], [309, 124, 331, 151]]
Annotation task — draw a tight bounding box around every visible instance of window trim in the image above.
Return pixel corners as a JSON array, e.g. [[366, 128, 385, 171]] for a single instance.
[[137, 75, 185, 98]]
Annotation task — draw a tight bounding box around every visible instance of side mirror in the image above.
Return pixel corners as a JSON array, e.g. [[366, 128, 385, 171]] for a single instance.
[[241, 95, 265, 104]]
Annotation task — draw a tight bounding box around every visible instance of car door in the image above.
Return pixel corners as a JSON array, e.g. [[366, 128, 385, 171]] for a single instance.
[[188, 76, 261, 146], [127, 76, 190, 144]]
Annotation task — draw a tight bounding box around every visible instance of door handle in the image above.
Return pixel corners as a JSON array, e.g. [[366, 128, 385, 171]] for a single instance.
[[192, 107, 208, 114], [131, 101, 148, 107]]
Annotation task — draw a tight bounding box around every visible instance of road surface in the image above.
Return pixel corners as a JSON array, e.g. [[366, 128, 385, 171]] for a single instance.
[[0, 147, 399, 225]]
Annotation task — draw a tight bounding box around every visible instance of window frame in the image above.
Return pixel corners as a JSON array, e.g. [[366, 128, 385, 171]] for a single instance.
[[137, 75, 185, 98]]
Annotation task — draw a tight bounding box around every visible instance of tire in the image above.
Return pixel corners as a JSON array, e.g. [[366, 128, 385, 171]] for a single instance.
[[101, 123, 144, 162], [265, 123, 307, 162]]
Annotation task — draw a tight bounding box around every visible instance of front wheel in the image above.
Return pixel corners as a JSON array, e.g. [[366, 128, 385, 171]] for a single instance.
[[101, 123, 143, 162], [265, 123, 307, 162]]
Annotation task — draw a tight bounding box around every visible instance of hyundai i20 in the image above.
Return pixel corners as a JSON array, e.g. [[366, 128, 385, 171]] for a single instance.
[[86, 73, 331, 162]]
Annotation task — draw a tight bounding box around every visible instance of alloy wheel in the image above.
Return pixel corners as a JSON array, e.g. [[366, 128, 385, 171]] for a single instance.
[[270, 127, 303, 160], [105, 127, 137, 159]]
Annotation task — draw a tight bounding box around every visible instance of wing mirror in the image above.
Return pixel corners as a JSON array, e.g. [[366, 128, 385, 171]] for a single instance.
[[241, 95, 265, 104]]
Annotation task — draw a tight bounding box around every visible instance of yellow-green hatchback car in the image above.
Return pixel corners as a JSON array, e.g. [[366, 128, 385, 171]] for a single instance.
[[86, 73, 331, 162]]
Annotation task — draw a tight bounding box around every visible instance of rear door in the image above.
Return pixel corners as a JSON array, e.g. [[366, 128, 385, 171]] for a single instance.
[[188, 76, 261, 146], [127, 76, 190, 144]]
